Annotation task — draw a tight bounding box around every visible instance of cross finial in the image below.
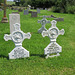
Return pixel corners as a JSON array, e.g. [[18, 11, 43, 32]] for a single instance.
[[51, 20, 57, 27]]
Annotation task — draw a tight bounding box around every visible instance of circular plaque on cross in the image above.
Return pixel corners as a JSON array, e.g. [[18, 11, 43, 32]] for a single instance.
[[41, 20, 46, 25], [49, 28, 58, 38], [12, 31, 24, 43]]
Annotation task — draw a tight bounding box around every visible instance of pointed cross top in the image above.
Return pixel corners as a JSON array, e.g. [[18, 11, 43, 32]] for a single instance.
[[51, 20, 57, 27]]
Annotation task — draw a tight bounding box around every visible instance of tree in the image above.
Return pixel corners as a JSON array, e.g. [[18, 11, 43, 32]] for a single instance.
[[0, 0, 4, 5], [14, 0, 20, 6]]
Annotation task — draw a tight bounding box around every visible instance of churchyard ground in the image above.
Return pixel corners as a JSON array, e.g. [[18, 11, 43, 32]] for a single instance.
[[0, 9, 75, 75]]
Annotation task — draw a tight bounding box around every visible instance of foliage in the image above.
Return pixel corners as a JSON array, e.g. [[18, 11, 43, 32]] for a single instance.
[[51, 0, 75, 14], [31, 0, 55, 8], [0, 0, 4, 5], [66, 4, 75, 14], [0, 0, 4, 3], [22, 0, 31, 7], [13, 0, 75, 13]]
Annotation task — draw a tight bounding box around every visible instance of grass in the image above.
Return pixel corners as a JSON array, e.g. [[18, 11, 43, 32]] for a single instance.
[[0, 9, 75, 75], [7, 1, 15, 5]]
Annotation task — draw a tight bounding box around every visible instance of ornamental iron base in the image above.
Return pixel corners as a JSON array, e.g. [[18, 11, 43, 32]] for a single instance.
[[1, 17, 8, 23]]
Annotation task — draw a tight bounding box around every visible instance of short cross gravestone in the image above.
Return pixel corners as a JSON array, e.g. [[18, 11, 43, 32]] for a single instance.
[[24, 10, 28, 15], [42, 20, 65, 58], [9, 13, 20, 33], [37, 8, 40, 13], [4, 23, 31, 59], [38, 16, 50, 33]]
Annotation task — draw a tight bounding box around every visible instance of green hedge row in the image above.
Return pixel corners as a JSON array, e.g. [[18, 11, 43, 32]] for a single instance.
[[14, 0, 75, 14]]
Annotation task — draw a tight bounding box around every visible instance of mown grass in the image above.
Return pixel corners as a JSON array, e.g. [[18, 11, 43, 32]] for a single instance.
[[7, 1, 15, 5], [0, 9, 75, 75]]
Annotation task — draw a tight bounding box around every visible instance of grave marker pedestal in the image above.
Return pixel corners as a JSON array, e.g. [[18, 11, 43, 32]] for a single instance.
[[1, 0, 8, 23]]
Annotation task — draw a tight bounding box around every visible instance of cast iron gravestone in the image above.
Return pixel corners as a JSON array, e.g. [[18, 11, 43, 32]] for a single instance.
[[38, 16, 50, 33], [4, 23, 31, 59], [24, 10, 28, 15], [9, 13, 20, 33], [42, 20, 65, 58]]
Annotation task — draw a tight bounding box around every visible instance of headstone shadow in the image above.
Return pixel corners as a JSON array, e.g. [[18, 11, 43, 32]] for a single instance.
[[31, 54, 45, 58], [0, 55, 9, 60]]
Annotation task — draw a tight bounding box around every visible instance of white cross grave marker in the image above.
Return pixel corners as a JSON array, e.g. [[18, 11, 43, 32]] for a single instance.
[[4, 23, 31, 59], [42, 20, 65, 58], [38, 16, 50, 33]]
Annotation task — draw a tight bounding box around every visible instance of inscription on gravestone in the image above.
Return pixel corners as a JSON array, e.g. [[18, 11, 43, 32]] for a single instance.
[[9, 13, 20, 33], [42, 20, 65, 58], [38, 16, 50, 33], [4, 23, 31, 59]]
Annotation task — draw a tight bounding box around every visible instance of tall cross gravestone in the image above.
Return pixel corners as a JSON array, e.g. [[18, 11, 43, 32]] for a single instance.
[[9, 13, 20, 33], [1, 0, 8, 23], [4, 23, 31, 59], [38, 16, 50, 33], [42, 20, 65, 58]]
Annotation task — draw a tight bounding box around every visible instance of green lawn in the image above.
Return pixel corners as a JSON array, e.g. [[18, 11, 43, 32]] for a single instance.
[[7, 1, 15, 5], [0, 9, 75, 75]]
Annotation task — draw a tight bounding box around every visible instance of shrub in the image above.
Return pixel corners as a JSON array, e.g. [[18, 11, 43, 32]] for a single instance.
[[51, 6, 64, 13], [66, 5, 75, 14]]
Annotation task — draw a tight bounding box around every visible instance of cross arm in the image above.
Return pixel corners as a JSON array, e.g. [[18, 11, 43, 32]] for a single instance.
[[46, 20, 50, 23], [59, 29, 65, 35], [42, 30, 48, 37], [24, 32, 31, 39], [38, 20, 41, 23], [4, 34, 12, 41]]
